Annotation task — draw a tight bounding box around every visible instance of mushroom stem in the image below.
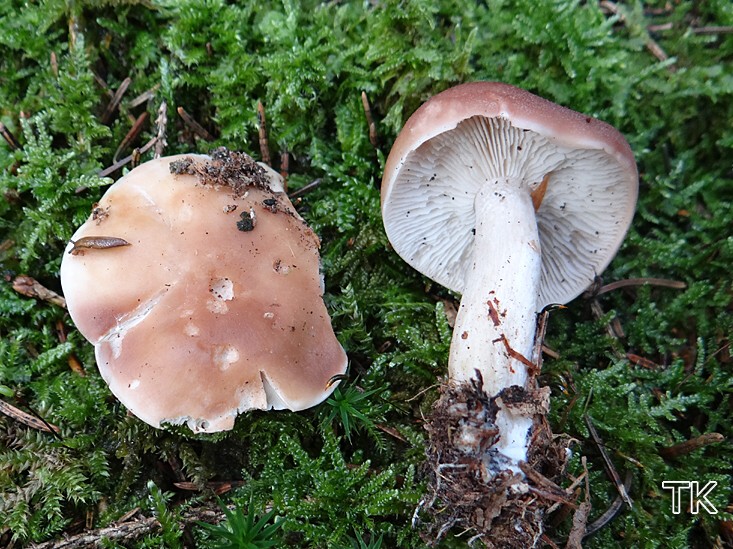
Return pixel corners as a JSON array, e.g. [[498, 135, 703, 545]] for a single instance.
[[448, 180, 541, 466]]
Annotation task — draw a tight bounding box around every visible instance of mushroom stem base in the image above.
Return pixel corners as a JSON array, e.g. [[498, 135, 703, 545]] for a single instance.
[[421, 377, 568, 546]]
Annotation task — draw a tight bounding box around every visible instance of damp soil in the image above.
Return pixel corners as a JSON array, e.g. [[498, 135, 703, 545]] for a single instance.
[[421, 375, 569, 548], [169, 146, 272, 197]]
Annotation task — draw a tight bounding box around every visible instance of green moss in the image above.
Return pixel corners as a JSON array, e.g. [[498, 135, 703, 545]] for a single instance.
[[1, 0, 731, 547]]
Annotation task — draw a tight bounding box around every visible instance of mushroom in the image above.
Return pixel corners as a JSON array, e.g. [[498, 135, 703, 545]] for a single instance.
[[381, 82, 637, 469], [60, 149, 347, 433]]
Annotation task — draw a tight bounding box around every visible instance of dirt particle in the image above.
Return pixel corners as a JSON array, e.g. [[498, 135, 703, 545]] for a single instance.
[[91, 203, 110, 225], [263, 197, 278, 213], [169, 147, 272, 197], [273, 259, 291, 275], [237, 210, 255, 232]]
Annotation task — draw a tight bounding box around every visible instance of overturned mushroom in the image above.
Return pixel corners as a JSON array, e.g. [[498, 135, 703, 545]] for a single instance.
[[60, 149, 347, 433], [381, 82, 637, 540]]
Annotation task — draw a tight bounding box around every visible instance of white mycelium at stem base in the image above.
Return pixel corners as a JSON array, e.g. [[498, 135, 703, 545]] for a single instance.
[[449, 181, 541, 467]]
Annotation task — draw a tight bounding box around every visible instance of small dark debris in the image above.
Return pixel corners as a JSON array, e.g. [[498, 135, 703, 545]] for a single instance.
[[236, 211, 255, 232], [263, 197, 278, 213], [91, 203, 110, 225], [169, 147, 272, 197], [497, 385, 550, 416], [169, 158, 195, 175]]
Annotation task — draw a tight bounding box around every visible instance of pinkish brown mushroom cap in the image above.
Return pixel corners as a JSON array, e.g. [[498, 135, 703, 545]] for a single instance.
[[60, 150, 347, 433], [381, 81, 638, 307]]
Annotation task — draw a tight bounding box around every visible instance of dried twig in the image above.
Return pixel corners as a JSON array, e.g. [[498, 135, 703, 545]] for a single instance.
[[519, 461, 575, 507], [28, 504, 227, 549], [692, 25, 733, 35], [50, 51, 59, 78], [588, 298, 625, 341], [659, 432, 724, 459], [173, 480, 245, 494], [600, 1, 675, 69], [565, 457, 591, 549], [257, 100, 271, 166], [542, 344, 561, 360], [547, 468, 587, 516], [647, 22, 674, 33], [98, 135, 158, 178], [644, 39, 671, 64], [531, 310, 550, 372], [280, 149, 289, 192], [115, 507, 141, 525], [0, 122, 21, 150], [177, 106, 214, 141], [92, 99, 167, 175], [113, 112, 149, 163], [361, 91, 379, 148], [12, 275, 66, 308], [154, 101, 168, 159], [626, 352, 661, 369], [92, 72, 113, 99], [101, 77, 132, 125], [584, 414, 633, 508], [649, 23, 733, 35], [288, 178, 323, 198], [375, 423, 408, 442], [129, 83, 161, 108], [0, 399, 61, 434], [584, 470, 633, 538], [493, 333, 537, 372], [595, 277, 687, 296]]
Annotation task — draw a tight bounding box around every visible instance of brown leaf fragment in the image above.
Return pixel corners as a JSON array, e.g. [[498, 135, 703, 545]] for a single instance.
[[376, 423, 408, 442], [177, 106, 214, 141], [493, 333, 538, 373], [68, 355, 86, 376]]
